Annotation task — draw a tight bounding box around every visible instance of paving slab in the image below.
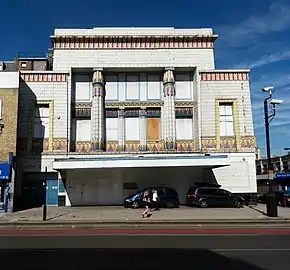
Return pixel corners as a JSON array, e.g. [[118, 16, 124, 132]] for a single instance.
[[1, 205, 290, 226]]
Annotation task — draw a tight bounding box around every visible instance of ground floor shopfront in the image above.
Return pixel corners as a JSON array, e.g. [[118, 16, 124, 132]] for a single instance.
[[14, 153, 257, 208]]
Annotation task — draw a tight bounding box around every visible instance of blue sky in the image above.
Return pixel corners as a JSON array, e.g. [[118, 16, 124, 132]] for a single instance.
[[1, 0, 289, 156]]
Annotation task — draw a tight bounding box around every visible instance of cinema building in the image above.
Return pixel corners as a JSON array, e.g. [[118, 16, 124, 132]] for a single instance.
[[14, 27, 257, 207]]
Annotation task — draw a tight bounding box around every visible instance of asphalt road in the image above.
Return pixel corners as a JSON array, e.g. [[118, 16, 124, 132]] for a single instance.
[[0, 228, 289, 270]]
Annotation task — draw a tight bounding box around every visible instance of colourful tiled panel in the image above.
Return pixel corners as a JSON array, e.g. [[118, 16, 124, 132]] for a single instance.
[[176, 140, 195, 152], [106, 141, 119, 152], [241, 136, 256, 149], [125, 109, 139, 118], [146, 109, 161, 118], [75, 141, 91, 153], [72, 107, 91, 118], [220, 137, 237, 149], [125, 141, 140, 152], [201, 137, 217, 149], [105, 109, 118, 118], [53, 138, 67, 151], [175, 107, 193, 118], [146, 141, 165, 152]]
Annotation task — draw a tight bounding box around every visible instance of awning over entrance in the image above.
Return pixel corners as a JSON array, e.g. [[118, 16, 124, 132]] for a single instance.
[[52, 154, 230, 170]]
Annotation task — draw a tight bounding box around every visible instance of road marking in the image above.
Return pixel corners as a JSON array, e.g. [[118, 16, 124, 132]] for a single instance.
[[213, 248, 290, 252]]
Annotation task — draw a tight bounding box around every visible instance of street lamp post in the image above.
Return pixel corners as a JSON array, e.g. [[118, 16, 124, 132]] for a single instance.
[[262, 86, 283, 217]]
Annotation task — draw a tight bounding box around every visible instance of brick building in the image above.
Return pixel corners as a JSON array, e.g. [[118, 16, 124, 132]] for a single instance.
[[0, 71, 19, 212], [14, 27, 257, 208]]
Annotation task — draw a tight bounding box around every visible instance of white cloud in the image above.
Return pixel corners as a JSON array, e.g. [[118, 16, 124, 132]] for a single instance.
[[216, 2, 290, 48], [233, 50, 290, 69]]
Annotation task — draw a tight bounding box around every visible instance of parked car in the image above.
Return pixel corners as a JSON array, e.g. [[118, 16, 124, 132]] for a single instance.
[[186, 186, 246, 208], [257, 191, 290, 206], [124, 187, 180, 209]]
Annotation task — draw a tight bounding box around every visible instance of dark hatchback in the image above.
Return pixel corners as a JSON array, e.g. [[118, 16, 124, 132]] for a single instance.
[[258, 191, 290, 206], [124, 187, 180, 209], [186, 186, 246, 208]]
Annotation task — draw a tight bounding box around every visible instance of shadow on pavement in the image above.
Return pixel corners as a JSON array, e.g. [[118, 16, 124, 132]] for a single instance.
[[0, 248, 266, 270]]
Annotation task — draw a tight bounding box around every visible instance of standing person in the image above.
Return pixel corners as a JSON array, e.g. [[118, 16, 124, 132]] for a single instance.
[[152, 189, 160, 211], [142, 191, 150, 218]]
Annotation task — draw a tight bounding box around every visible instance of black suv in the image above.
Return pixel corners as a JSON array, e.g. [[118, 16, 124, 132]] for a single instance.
[[124, 187, 180, 209], [186, 186, 246, 208]]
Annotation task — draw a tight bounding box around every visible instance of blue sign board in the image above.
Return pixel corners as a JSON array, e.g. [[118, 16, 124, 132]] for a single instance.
[[276, 172, 290, 179], [0, 162, 10, 180]]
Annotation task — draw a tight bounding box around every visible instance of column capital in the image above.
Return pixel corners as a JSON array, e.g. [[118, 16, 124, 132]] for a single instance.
[[163, 68, 175, 84], [92, 69, 104, 85]]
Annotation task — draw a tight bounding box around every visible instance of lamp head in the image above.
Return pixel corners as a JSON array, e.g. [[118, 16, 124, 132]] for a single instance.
[[261, 86, 274, 92], [270, 99, 283, 105]]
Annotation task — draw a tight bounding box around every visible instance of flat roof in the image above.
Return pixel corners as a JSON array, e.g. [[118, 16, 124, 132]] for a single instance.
[[53, 27, 215, 37]]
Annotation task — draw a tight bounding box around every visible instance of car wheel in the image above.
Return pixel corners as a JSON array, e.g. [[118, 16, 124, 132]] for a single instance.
[[166, 202, 174, 208], [131, 201, 139, 209], [200, 200, 208, 208], [234, 200, 241, 208]]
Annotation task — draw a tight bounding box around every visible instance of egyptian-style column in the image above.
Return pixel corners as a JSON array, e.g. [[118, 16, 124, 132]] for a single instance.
[[163, 68, 176, 150], [139, 108, 147, 151], [118, 108, 125, 151], [91, 68, 106, 151]]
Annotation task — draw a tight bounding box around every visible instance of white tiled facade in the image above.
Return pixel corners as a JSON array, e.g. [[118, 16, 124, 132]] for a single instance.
[[16, 27, 257, 206]]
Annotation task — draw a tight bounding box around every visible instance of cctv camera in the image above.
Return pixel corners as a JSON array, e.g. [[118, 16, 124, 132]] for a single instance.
[[270, 99, 283, 105], [261, 86, 274, 92]]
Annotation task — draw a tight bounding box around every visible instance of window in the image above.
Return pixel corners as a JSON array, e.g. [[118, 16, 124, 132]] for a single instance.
[[106, 118, 118, 141], [126, 75, 139, 100], [176, 118, 193, 140], [147, 74, 161, 100], [75, 74, 91, 101], [74, 119, 91, 141], [33, 106, 49, 139], [217, 189, 231, 196], [175, 73, 192, 100], [219, 103, 234, 136], [105, 75, 118, 101], [125, 118, 140, 140]]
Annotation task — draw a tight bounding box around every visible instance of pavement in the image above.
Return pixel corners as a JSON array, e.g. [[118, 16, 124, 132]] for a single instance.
[[1, 204, 290, 227], [0, 227, 289, 269]]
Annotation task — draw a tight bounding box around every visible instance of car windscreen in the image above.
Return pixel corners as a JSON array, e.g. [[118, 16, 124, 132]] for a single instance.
[[128, 188, 147, 197]]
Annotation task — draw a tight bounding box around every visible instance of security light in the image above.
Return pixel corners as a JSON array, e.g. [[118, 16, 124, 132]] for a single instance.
[[261, 86, 274, 92], [270, 99, 283, 105]]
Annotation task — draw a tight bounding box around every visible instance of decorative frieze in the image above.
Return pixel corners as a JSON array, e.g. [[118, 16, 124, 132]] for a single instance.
[[105, 109, 118, 118], [146, 108, 161, 118], [201, 136, 256, 151], [176, 140, 195, 152], [20, 73, 68, 82], [241, 136, 256, 149], [125, 109, 139, 118], [51, 35, 216, 50], [200, 72, 249, 81], [18, 136, 256, 154], [175, 107, 193, 118], [72, 101, 195, 110]]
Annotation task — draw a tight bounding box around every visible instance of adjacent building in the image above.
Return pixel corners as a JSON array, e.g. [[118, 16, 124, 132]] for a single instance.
[[256, 153, 290, 194], [14, 27, 257, 208], [0, 71, 19, 212]]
